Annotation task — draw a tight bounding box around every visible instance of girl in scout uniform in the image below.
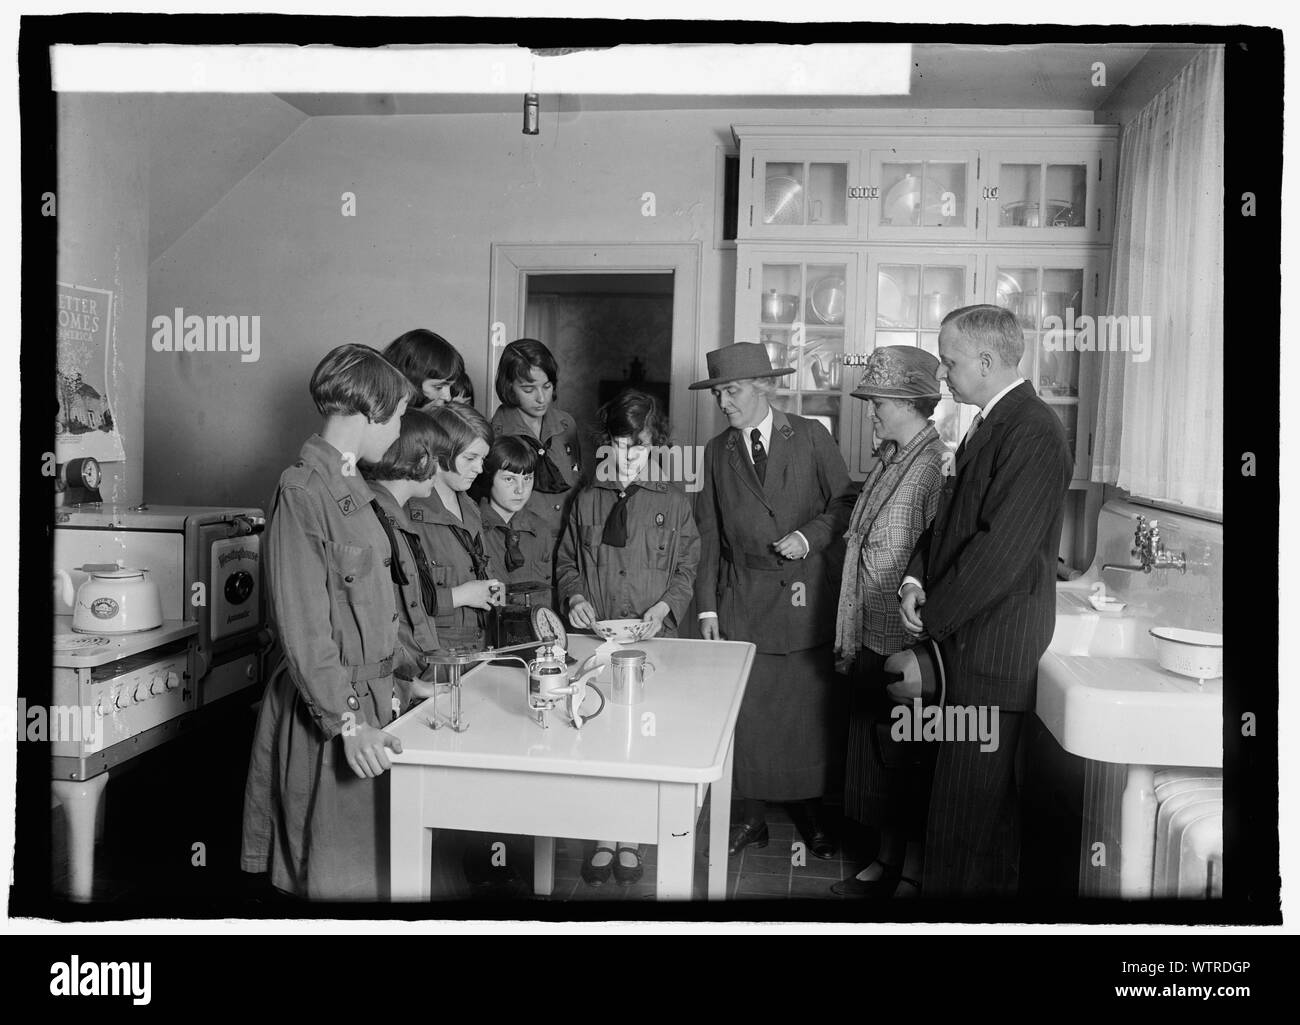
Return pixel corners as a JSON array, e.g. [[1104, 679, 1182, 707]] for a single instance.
[[360, 412, 449, 715], [408, 404, 504, 653], [489, 338, 582, 538], [383, 327, 465, 409], [555, 389, 701, 886], [477, 435, 557, 611], [241, 344, 415, 901]]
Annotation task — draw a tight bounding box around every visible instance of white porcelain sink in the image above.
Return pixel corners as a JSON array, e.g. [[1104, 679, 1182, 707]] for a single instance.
[[1037, 589, 1222, 767]]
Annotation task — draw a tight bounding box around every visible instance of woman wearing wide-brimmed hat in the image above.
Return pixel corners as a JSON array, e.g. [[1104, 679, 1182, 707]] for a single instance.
[[690, 342, 855, 860], [829, 346, 949, 897]]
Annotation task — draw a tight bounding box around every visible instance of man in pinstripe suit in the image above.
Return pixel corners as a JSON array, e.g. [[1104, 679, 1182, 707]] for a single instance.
[[899, 305, 1072, 898]]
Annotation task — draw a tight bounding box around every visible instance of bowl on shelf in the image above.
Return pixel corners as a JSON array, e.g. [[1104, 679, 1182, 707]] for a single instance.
[[809, 276, 846, 325], [761, 290, 799, 323]]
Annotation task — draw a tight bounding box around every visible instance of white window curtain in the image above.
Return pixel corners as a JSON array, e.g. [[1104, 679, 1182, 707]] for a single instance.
[[1091, 46, 1224, 513]]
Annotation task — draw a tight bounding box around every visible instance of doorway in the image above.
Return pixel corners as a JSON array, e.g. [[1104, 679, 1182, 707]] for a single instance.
[[524, 273, 673, 438], [488, 242, 703, 446]]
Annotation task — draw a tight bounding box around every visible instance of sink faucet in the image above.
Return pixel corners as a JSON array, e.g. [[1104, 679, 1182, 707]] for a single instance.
[[1102, 514, 1187, 574]]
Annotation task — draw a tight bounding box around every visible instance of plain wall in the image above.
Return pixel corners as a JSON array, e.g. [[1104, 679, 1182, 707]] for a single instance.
[[141, 104, 1108, 509], [57, 94, 152, 507]]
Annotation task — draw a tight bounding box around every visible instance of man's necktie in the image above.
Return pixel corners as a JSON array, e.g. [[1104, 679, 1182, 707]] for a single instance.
[[750, 428, 767, 485], [601, 483, 641, 548], [957, 412, 984, 461]]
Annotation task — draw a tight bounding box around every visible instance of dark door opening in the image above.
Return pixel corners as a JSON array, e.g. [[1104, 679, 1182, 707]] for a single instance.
[[523, 272, 675, 438]]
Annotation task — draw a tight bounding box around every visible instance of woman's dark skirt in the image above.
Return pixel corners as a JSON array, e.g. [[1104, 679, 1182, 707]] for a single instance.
[[733, 644, 846, 802], [843, 646, 934, 836]]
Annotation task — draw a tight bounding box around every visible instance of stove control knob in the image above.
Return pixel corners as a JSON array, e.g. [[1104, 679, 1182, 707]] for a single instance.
[[165, 671, 180, 691], [149, 673, 166, 696], [133, 680, 150, 703], [114, 689, 130, 710]]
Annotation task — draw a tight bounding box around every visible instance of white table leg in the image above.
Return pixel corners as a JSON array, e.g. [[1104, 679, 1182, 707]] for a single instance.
[[389, 767, 430, 901], [656, 782, 697, 900], [707, 736, 734, 900], [1119, 764, 1158, 899], [53, 773, 109, 902], [533, 836, 556, 896]]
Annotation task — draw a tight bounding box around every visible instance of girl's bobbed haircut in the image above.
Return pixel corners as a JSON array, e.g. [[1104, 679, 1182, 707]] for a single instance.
[[494, 338, 559, 406], [360, 407, 440, 483], [450, 370, 475, 406], [594, 388, 670, 449], [471, 434, 539, 502], [383, 329, 466, 407], [485, 434, 540, 478], [310, 343, 416, 422], [427, 402, 494, 472]]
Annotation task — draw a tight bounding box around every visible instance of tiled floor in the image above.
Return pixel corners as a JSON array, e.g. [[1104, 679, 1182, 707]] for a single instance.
[[513, 798, 864, 902]]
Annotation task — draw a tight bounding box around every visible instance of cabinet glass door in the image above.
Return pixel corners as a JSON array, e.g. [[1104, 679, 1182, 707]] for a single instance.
[[986, 151, 1102, 241], [855, 252, 978, 473], [749, 150, 857, 239], [866, 150, 979, 240], [755, 257, 852, 448], [989, 257, 1096, 459]]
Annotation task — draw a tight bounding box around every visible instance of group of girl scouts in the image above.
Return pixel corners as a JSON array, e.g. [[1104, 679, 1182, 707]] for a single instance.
[[241, 330, 698, 899]]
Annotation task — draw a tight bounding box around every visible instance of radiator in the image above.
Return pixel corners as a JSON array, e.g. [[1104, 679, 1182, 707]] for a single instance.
[[1151, 768, 1223, 899]]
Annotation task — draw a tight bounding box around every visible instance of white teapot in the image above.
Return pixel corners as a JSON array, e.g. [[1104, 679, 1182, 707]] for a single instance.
[[55, 564, 163, 635]]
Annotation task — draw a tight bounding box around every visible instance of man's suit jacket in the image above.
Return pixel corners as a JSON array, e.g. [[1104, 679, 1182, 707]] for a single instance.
[[905, 381, 1072, 710], [695, 409, 855, 655]]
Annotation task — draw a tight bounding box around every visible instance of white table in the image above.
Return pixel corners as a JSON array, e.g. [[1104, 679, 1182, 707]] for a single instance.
[[387, 635, 753, 901]]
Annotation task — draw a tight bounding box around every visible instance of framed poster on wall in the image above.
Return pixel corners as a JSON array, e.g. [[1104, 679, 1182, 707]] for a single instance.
[[55, 281, 125, 464]]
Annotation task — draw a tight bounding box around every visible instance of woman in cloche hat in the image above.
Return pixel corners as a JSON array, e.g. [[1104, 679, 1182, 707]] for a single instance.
[[829, 345, 950, 897]]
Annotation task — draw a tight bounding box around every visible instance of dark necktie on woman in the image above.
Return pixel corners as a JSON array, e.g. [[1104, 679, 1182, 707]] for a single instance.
[[530, 441, 569, 494], [601, 483, 640, 548], [370, 500, 437, 615], [447, 523, 491, 579], [496, 525, 525, 572], [750, 428, 767, 484], [398, 528, 439, 615]]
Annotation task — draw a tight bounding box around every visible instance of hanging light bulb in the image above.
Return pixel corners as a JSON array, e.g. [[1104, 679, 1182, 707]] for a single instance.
[[522, 93, 540, 135]]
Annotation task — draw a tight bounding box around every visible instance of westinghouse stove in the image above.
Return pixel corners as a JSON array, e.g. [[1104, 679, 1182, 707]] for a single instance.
[[51, 504, 269, 900]]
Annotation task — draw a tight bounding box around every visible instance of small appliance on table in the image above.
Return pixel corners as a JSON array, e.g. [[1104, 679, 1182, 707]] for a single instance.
[[387, 624, 755, 901]]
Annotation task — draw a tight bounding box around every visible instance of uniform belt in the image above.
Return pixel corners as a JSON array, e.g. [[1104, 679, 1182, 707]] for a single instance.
[[720, 542, 788, 573], [347, 655, 395, 683]]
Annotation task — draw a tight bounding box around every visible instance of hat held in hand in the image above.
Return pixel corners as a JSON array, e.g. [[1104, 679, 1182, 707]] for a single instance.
[[882, 637, 947, 707]]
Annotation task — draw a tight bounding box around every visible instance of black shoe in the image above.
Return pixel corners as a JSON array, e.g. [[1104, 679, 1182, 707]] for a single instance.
[[581, 846, 616, 887], [728, 821, 769, 857], [788, 803, 836, 860], [830, 861, 903, 897], [612, 846, 644, 885]]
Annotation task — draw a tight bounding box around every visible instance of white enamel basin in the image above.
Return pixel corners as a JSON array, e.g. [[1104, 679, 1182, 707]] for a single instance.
[[1037, 589, 1222, 767]]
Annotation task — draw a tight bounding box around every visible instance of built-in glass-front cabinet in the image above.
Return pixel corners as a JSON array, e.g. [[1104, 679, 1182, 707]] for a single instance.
[[733, 124, 1118, 486]]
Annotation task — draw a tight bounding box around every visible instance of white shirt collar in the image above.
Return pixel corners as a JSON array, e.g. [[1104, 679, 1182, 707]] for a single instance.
[[741, 405, 774, 462], [978, 377, 1025, 420]]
